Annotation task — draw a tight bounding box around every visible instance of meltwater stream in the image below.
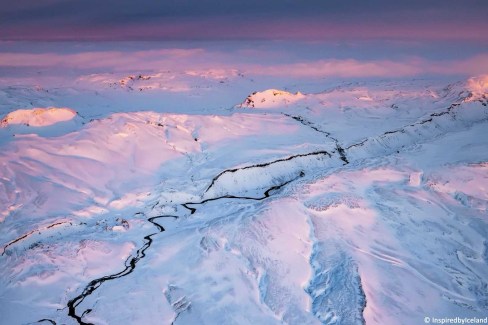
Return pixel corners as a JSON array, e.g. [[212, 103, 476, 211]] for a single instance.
[[65, 215, 177, 325]]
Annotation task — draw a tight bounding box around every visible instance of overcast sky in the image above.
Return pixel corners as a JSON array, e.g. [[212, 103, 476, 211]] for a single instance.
[[1, 0, 487, 41]]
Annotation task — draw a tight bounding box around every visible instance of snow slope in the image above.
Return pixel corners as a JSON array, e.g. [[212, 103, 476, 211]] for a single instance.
[[0, 75, 487, 325]]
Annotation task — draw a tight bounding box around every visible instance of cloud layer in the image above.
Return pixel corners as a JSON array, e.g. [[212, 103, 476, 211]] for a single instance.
[[1, 46, 487, 83]]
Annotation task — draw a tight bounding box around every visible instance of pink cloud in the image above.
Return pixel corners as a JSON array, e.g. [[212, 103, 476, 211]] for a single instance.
[[0, 48, 205, 70], [0, 48, 487, 80], [248, 55, 488, 78], [251, 59, 421, 78]]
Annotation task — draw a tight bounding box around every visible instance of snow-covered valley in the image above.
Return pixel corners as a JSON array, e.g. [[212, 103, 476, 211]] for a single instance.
[[0, 60, 487, 325]]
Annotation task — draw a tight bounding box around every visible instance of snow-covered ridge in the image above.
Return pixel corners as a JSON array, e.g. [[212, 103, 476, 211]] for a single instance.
[[1, 107, 77, 127], [346, 99, 488, 159], [78, 72, 189, 92], [202, 151, 341, 199], [107, 74, 165, 92], [238, 89, 305, 108], [76, 69, 246, 93]]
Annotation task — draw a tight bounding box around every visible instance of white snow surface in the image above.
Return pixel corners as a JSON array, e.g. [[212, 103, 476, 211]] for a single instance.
[[0, 72, 487, 325]]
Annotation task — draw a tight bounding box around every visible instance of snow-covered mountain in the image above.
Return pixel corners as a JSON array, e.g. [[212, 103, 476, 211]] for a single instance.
[[0, 75, 487, 324]]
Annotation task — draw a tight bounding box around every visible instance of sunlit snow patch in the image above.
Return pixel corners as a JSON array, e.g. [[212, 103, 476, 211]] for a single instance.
[[1, 107, 77, 127], [238, 89, 305, 109], [466, 75, 488, 101]]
